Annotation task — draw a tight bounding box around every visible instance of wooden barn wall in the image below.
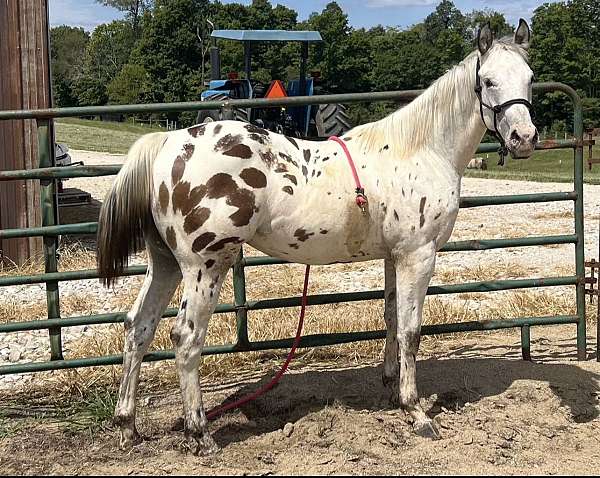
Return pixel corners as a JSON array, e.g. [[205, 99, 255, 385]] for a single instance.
[[0, 0, 52, 266]]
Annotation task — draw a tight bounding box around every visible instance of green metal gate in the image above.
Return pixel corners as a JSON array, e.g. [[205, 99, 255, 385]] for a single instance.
[[0, 84, 588, 376]]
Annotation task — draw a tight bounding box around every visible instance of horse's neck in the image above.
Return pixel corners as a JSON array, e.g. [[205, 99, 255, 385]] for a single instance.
[[389, 54, 487, 176]]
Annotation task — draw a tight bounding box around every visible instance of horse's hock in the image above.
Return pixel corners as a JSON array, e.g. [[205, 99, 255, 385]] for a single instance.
[[0, 84, 590, 377]]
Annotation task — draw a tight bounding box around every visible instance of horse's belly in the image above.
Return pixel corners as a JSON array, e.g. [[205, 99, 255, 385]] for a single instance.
[[248, 222, 386, 265]]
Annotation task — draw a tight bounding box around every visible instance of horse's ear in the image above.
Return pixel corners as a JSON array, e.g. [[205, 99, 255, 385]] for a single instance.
[[477, 23, 493, 56], [514, 18, 531, 49]]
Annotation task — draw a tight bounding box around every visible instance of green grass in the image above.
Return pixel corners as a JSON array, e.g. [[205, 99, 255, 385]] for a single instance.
[[465, 142, 600, 184], [55, 117, 166, 154]]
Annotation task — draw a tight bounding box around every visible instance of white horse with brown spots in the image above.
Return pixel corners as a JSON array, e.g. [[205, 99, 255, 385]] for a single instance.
[[97, 22, 537, 454]]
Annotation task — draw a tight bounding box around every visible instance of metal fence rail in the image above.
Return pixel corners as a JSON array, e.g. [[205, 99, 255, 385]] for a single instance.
[[0, 83, 586, 375]]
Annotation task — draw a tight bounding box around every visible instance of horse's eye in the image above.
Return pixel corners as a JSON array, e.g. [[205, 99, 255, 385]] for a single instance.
[[484, 79, 495, 88]]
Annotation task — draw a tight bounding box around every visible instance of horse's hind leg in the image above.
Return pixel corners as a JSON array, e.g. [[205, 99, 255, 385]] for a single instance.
[[170, 252, 236, 455], [393, 242, 440, 439], [114, 229, 182, 449]]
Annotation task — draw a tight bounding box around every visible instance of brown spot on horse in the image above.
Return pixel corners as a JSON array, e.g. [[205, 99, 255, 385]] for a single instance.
[[227, 188, 257, 226], [259, 150, 276, 167], [206, 237, 243, 252], [172, 181, 191, 213], [419, 197, 427, 228], [192, 232, 216, 252], [166, 226, 177, 250], [171, 157, 185, 185], [159, 182, 169, 215], [206, 173, 237, 199], [282, 186, 294, 195], [245, 124, 269, 136], [184, 207, 211, 234], [214, 134, 242, 152], [213, 124, 222, 135], [283, 174, 297, 185], [285, 136, 299, 149], [223, 144, 253, 159], [294, 228, 314, 242], [188, 125, 206, 138], [239, 168, 267, 188], [303, 149, 311, 163]]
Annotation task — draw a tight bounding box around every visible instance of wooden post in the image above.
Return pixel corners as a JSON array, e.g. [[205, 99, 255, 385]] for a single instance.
[[0, 0, 53, 266]]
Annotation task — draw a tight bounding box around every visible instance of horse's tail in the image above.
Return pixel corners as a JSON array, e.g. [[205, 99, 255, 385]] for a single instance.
[[97, 132, 168, 287]]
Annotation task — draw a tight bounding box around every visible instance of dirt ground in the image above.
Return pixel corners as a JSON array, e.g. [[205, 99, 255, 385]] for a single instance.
[[2, 150, 600, 474], [1, 324, 600, 475]]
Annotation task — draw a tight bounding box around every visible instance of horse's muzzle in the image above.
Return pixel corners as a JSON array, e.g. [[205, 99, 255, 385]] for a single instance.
[[508, 125, 538, 159]]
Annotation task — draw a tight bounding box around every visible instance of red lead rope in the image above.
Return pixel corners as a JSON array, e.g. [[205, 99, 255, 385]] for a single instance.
[[328, 136, 368, 212], [206, 265, 311, 420], [207, 138, 367, 421]]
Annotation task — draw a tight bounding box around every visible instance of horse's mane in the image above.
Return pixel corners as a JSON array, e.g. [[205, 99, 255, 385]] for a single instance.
[[350, 37, 529, 158]]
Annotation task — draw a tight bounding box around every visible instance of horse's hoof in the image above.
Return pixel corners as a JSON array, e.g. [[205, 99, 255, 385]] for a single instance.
[[184, 431, 220, 456], [119, 430, 142, 450], [414, 420, 441, 440]]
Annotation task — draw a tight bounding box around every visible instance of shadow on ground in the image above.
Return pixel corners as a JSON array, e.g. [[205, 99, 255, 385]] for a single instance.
[[210, 356, 600, 447]]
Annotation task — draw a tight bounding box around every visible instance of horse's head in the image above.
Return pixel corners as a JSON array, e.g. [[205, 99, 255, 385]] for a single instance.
[[476, 19, 537, 159]]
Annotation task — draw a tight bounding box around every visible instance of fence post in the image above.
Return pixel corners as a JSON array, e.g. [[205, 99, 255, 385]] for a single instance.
[[233, 249, 249, 349], [573, 92, 586, 360], [37, 119, 63, 360]]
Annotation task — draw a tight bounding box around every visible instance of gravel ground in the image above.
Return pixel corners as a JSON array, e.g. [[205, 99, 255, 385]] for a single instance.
[[1, 149, 599, 390]]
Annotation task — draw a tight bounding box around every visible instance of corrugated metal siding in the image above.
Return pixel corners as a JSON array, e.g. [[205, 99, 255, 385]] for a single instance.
[[0, 0, 50, 265]]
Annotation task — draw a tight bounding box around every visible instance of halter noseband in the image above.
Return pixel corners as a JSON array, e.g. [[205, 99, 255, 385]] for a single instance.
[[474, 57, 533, 165]]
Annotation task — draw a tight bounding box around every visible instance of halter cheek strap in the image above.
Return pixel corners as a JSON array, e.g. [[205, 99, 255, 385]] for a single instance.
[[474, 57, 533, 165]]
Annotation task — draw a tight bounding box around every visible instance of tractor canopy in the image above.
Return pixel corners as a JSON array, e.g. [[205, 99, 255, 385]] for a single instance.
[[210, 30, 322, 42]]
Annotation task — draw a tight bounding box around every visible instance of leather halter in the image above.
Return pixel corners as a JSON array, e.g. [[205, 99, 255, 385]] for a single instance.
[[474, 57, 533, 165]]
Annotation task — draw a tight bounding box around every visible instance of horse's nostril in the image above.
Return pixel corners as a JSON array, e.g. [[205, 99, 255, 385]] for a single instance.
[[510, 130, 521, 142]]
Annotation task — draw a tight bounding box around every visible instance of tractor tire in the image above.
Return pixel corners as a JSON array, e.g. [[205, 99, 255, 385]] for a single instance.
[[315, 103, 352, 138], [196, 93, 250, 125], [196, 93, 228, 124], [234, 107, 250, 123]]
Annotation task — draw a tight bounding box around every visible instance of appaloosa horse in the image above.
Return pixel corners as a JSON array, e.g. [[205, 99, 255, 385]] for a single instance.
[[97, 21, 537, 454]]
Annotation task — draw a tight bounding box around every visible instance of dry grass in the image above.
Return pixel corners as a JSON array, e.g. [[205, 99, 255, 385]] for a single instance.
[[433, 262, 536, 284], [0, 242, 98, 278], [0, 295, 99, 324], [532, 210, 574, 220], [30, 286, 585, 399], [1, 244, 588, 399]]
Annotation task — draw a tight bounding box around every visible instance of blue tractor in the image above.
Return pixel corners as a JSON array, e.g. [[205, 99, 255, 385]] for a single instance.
[[197, 29, 352, 138]]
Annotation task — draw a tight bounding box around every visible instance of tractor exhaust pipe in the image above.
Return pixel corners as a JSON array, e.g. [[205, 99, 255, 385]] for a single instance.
[[209, 45, 221, 81]]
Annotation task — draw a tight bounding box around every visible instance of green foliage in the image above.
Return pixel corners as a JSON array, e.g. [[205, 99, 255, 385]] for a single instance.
[[107, 63, 149, 104], [50, 0, 599, 131], [50, 26, 89, 107], [531, 0, 600, 130], [73, 20, 136, 106], [96, 0, 153, 32]]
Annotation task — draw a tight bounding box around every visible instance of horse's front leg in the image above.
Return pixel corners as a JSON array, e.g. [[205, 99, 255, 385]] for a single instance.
[[382, 258, 399, 407], [392, 242, 440, 439]]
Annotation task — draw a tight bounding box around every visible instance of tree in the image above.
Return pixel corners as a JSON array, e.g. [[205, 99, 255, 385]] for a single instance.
[[74, 20, 136, 105], [422, 1, 469, 72], [133, 0, 212, 110], [50, 26, 89, 107], [96, 0, 153, 33], [107, 63, 149, 104], [466, 10, 512, 40]]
